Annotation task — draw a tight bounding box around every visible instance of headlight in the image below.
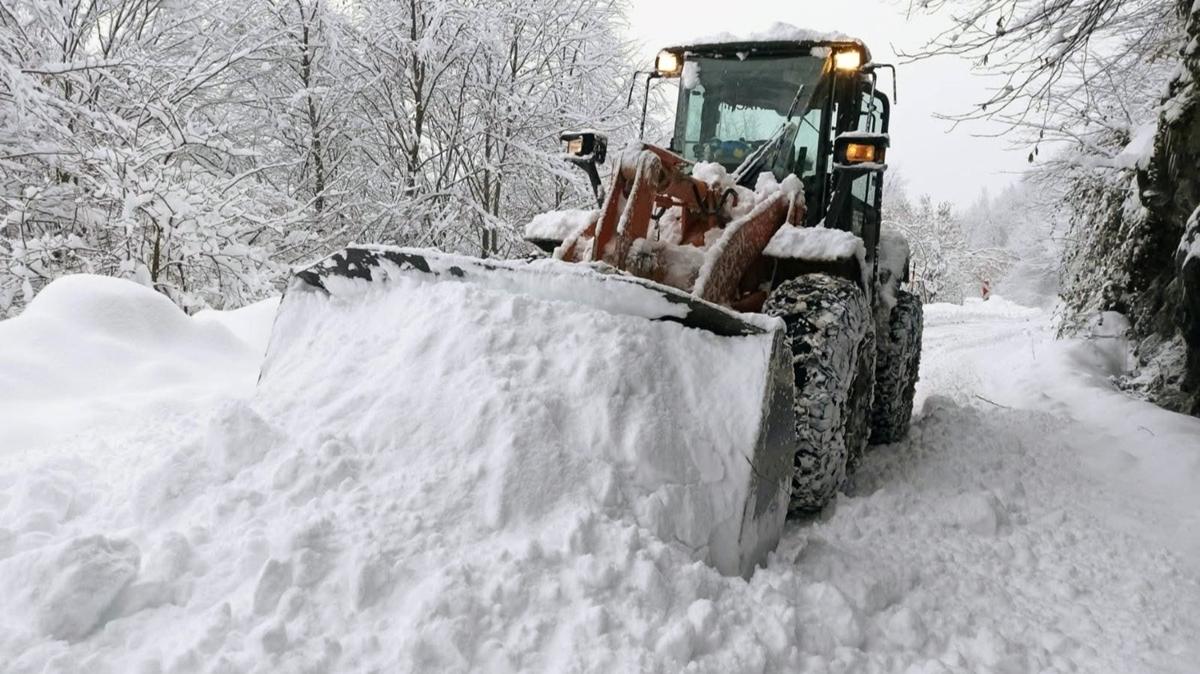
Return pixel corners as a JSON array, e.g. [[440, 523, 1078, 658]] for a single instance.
[[833, 49, 863, 72], [655, 50, 682, 77]]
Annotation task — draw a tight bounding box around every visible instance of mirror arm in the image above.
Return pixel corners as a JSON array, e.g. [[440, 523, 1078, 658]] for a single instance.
[[640, 73, 661, 139], [578, 161, 604, 208], [626, 71, 648, 107]]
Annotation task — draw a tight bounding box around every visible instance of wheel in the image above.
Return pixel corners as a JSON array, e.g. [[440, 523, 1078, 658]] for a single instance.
[[765, 274, 874, 515], [845, 322, 876, 475], [870, 289, 923, 444]]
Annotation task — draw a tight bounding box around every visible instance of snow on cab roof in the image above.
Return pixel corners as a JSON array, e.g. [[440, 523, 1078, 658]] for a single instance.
[[670, 22, 866, 52]]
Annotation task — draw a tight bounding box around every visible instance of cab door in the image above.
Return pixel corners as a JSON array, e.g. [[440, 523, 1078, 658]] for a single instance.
[[848, 89, 890, 258]]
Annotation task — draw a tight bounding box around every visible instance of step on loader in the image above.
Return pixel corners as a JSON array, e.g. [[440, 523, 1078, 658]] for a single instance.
[[262, 30, 923, 577]]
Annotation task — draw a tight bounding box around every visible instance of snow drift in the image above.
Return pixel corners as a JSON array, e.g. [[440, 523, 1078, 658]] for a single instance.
[[0, 275, 263, 452]]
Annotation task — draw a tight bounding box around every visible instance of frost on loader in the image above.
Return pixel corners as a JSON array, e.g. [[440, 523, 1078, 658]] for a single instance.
[[262, 31, 923, 576]]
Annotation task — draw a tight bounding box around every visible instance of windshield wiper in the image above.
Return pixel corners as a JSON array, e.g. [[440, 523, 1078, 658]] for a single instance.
[[731, 122, 796, 185], [784, 84, 806, 122]]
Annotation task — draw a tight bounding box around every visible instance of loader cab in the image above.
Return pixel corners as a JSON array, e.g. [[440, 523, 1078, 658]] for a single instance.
[[661, 40, 889, 235]]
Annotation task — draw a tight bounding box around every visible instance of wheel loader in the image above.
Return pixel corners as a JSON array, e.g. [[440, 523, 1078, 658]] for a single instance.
[[261, 32, 923, 578]]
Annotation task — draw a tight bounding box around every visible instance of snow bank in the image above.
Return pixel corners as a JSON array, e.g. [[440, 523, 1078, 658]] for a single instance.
[[194, 296, 281, 357], [0, 275, 260, 452]]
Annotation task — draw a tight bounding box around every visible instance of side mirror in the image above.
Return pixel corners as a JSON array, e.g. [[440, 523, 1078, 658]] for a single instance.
[[561, 131, 606, 163], [560, 131, 608, 207]]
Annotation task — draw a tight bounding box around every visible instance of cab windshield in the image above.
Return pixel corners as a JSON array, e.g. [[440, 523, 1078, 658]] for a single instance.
[[672, 54, 829, 181]]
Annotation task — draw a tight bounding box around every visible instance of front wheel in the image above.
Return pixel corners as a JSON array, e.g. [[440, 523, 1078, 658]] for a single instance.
[[765, 274, 874, 515], [870, 290, 923, 444]]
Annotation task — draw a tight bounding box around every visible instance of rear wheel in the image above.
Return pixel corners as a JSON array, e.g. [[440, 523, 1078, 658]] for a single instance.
[[870, 290, 923, 444], [765, 274, 874, 515]]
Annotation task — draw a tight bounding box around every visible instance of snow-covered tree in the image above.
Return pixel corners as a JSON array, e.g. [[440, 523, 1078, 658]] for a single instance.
[[884, 175, 1019, 304], [0, 0, 638, 316], [0, 0, 292, 312]]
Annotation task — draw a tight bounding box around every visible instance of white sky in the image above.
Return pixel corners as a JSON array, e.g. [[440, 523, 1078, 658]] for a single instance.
[[625, 0, 1031, 207]]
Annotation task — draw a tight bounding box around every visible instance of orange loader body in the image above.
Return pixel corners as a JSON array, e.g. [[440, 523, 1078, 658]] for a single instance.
[[557, 143, 806, 312]]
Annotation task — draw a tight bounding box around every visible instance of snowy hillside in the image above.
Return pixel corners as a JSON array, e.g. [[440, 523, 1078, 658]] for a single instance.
[[1, 277, 1198, 673]]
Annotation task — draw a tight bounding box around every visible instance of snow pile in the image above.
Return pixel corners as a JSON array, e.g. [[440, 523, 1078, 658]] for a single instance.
[[3, 535, 142, 642], [194, 297, 281, 357], [0, 275, 253, 398], [648, 168, 803, 292], [523, 208, 597, 243], [691, 161, 734, 189], [0, 275, 262, 450]]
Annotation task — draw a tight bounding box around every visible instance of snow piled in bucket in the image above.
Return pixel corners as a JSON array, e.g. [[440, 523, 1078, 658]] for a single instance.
[[258, 273, 774, 571]]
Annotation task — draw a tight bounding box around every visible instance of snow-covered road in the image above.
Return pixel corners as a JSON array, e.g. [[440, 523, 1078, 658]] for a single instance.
[[0, 278, 1197, 673], [787, 299, 1200, 672]]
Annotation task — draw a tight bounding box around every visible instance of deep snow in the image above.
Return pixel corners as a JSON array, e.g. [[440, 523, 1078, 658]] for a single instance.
[[0, 278, 1198, 673]]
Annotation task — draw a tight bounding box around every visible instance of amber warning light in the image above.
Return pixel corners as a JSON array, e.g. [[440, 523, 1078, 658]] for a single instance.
[[844, 143, 877, 163]]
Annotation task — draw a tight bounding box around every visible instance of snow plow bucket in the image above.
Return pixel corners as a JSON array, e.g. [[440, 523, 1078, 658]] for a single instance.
[[259, 245, 796, 578]]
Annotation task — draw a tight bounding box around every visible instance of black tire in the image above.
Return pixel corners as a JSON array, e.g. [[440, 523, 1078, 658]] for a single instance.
[[845, 322, 876, 475], [765, 274, 874, 515], [870, 290, 923, 444]]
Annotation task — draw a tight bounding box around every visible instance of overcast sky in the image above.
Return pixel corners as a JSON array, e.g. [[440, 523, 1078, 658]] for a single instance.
[[625, 0, 1031, 207]]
